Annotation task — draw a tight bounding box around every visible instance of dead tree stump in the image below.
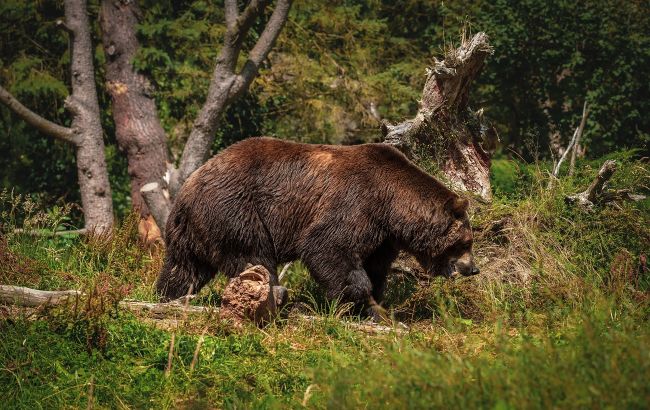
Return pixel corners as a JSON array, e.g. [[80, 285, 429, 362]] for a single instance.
[[220, 265, 283, 326], [382, 32, 497, 201]]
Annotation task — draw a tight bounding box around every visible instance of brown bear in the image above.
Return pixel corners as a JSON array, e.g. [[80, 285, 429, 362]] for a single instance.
[[156, 137, 479, 320]]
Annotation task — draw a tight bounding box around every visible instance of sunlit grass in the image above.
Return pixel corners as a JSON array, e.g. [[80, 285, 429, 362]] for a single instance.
[[1, 156, 648, 408]]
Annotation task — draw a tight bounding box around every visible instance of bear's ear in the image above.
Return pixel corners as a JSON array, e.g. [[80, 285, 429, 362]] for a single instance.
[[445, 196, 469, 217]]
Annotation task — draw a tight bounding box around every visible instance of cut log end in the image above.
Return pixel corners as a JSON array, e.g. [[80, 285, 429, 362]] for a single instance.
[[140, 181, 171, 237]]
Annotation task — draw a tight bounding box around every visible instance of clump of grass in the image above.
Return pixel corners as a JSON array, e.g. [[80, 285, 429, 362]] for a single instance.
[[311, 299, 650, 409]]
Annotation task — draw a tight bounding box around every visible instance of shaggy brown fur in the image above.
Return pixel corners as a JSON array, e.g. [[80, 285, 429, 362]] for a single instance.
[[156, 137, 478, 316]]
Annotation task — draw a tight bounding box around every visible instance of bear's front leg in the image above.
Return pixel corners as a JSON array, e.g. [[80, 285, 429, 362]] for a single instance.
[[303, 251, 380, 319]]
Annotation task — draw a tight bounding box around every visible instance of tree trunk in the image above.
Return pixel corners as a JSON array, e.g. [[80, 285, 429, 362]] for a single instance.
[[1, 0, 114, 234], [173, 0, 293, 194], [65, 0, 114, 233], [141, 0, 293, 236], [382, 32, 496, 201], [99, 0, 169, 237]]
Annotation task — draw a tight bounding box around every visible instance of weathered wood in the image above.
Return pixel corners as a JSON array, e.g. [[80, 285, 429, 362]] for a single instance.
[[0, 285, 82, 307], [565, 160, 646, 210], [140, 182, 171, 237], [0, 285, 404, 334], [382, 32, 496, 201]]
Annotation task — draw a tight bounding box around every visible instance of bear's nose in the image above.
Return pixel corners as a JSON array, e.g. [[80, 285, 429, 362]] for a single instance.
[[470, 266, 480, 275]]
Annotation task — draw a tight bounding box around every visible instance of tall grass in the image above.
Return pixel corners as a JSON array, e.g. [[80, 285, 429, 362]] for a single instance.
[[0, 156, 648, 408]]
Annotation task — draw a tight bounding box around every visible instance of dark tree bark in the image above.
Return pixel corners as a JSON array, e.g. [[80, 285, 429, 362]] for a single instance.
[[140, 0, 293, 236], [382, 33, 496, 201], [0, 0, 114, 234], [99, 0, 169, 230]]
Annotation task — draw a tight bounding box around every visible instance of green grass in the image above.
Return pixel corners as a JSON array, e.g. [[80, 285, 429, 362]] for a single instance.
[[1, 156, 649, 409]]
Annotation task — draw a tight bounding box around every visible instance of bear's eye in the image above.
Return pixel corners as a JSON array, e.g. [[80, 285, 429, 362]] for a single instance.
[[459, 238, 473, 250]]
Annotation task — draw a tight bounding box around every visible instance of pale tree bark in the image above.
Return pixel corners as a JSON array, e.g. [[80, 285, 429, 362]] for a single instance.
[[565, 160, 646, 211], [138, 0, 293, 236], [99, 0, 169, 241], [382, 32, 496, 201], [0, 0, 114, 234]]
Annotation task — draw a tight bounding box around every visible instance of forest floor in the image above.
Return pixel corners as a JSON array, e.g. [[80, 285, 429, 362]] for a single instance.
[[1, 155, 649, 409]]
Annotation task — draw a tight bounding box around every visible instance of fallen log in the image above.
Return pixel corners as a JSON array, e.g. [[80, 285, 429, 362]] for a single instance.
[[565, 160, 646, 211], [0, 284, 405, 335]]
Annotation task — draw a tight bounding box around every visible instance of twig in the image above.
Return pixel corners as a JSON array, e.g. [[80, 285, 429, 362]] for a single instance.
[[552, 101, 589, 179], [165, 333, 175, 377], [568, 101, 589, 177], [278, 262, 293, 283], [190, 325, 209, 372]]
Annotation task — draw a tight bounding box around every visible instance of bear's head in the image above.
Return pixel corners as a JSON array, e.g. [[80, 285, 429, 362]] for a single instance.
[[416, 196, 479, 278]]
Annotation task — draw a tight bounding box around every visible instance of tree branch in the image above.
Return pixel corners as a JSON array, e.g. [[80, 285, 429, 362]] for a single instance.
[[172, 0, 293, 197], [221, 0, 270, 73], [236, 0, 293, 93], [224, 0, 239, 29], [552, 101, 589, 178], [235, 0, 270, 35], [0, 85, 77, 144]]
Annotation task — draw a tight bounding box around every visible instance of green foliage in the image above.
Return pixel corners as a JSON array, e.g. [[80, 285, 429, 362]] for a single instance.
[[2, 0, 649, 214], [469, 0, 650, 158]]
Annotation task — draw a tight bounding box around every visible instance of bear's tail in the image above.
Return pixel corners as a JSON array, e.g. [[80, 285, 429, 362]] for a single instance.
[[156, 200, 213, 301]]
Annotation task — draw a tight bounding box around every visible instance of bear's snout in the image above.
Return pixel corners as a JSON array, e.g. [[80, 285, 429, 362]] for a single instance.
[[454, 252, 479, 276]]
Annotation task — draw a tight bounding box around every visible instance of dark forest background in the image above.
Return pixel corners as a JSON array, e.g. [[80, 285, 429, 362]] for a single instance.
[[1, 0, 648, 218]]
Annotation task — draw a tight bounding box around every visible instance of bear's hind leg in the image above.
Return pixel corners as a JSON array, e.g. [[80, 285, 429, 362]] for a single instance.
[[156, 250, 215, 301]]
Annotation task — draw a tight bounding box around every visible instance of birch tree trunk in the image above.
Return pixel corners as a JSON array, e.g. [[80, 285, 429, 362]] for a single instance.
[[382, 33, 497, 201], [99, 0, 169, 239], [0, 0, 114, 234]]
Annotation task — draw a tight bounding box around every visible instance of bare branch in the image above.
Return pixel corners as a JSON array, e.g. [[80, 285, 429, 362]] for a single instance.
[[236, 0, 293, 92], [552, 101, 589, 178], [235, 0, 270, 35], [13, 228, 86, 237], [220, 0, 270, 73], [0, 85, 77, 144], [174, 0, 293, 194], [568, 101, 589, 176]]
